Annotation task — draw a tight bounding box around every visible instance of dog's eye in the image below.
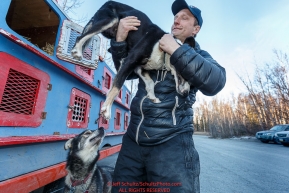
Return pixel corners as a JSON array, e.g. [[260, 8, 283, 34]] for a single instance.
[[83, 134, 90, 138], [83, 130, 92, 137]]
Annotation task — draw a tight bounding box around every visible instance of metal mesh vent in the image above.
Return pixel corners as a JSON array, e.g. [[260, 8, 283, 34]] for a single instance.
[[80, 66, 91, 75], [72, 96, 87, 122], [67, 29, 93, 60], [0, 69, 39, 115]]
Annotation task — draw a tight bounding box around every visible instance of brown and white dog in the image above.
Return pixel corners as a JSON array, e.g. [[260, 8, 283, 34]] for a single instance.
[[71, 1, 193, 120], [64, 127, 113, 193]]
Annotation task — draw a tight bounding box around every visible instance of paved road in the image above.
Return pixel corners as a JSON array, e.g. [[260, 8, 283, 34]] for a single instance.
[[195, 135, 289, 193], [99, 135, 289, 193]]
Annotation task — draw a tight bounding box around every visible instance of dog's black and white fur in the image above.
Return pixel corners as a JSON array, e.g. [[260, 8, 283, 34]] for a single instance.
[[64, 127, 113, 193], [71, 1, 194, 120]]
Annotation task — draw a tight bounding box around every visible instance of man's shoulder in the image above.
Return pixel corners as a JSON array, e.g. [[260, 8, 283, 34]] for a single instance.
[[194, 41, 213, 59]]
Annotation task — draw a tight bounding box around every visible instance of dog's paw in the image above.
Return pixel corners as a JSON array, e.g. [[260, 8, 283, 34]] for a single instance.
[[71, 48, 83, 60], [147, 94, 161, 103], [178, 82, 190, 97], [179, 90, 189, 97], [100, 105, 111, 120], [151, 98, 161, 103]]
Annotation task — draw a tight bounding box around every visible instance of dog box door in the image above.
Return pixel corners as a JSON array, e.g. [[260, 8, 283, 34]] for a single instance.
[[57, 20, 101, 69], [67, 88, 91, 128], [0, 53, 50, 127]]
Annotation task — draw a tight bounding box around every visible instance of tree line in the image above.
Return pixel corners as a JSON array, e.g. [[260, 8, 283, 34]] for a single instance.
[[194, 50, 289, 138]]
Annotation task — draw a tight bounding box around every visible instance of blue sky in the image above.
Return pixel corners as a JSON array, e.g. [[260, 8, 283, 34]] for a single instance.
[[63, 0, 289, 99]]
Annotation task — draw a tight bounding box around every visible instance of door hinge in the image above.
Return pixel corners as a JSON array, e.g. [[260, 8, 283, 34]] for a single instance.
[[47, 84, 52, 91], [41, 112, 47, 119]]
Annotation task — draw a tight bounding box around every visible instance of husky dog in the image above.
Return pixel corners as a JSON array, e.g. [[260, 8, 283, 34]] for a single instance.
[[71, 1, 194, 120], [64, 127, 113, 193]]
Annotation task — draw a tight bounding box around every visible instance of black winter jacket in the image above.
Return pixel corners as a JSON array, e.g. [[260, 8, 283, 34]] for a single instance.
[[110, 39, 226, 146]]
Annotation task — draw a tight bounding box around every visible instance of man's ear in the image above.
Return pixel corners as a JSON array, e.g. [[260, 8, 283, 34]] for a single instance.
[[64, 138, 74, 150], [193, 25, 201, 36]]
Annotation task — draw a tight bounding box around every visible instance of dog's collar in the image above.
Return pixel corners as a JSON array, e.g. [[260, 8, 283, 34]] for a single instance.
[[70, 172, 92, 187]]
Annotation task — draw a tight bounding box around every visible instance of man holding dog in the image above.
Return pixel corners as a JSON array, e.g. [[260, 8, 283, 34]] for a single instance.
[[110, 0, 226, 192]]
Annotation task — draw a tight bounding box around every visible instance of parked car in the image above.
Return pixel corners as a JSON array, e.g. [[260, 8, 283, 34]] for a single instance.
[[275, 131, 289, 146], [255, 124, 289, 143]]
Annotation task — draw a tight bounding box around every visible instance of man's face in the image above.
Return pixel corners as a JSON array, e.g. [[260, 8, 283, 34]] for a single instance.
[[171, 9, 200, 42]]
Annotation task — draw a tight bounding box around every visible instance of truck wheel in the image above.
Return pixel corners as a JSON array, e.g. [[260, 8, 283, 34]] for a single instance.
[[273, 137, 281, 144]]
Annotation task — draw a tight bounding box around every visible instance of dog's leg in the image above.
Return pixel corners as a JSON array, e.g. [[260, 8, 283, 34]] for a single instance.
[[169, 64, 181, 93], [163, 53, 182, 95], [169, 64, 189, 96], [83, 19, 94, 34], [101, 28, 164, 119], [71, 33, 96, 61], [71, 18, 118, 61], [163, 53, 190, 96], [177, 73, 190, 97], [101, 87, 120, 120], [101, 63, 135, 119], [134, 66, 160, 103], [101, 49, 150, 119]]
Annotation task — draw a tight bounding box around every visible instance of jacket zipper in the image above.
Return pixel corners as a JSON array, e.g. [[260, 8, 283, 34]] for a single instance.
[[135, 96, 147, 144], [172, 96, 179, 125]]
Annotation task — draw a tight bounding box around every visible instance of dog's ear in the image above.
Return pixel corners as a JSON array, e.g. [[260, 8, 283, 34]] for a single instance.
[[184, 36, 195, 48], [64, 138, 74, 150]]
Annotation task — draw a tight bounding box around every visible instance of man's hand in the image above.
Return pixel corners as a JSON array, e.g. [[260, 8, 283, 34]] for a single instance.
[[159, 34, 180, 55], [116, 16, 141, 42]]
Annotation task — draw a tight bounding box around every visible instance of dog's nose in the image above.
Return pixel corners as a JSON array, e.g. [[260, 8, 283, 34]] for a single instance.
[[97, 127, 105, 136]]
